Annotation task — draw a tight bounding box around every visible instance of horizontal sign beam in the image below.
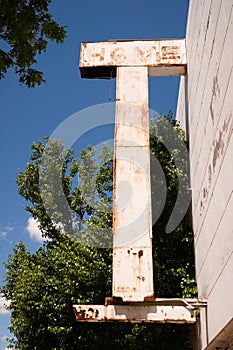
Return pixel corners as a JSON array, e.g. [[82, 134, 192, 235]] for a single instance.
[[79, 39, 187, 78], [73, 302, 196, 323]]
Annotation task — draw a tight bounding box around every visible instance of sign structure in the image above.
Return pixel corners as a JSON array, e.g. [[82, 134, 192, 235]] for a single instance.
[[73, 39, 200, 323]]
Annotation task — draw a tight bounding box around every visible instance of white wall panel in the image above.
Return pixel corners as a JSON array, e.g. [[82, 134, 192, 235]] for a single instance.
[[176, 0, 233, 348]]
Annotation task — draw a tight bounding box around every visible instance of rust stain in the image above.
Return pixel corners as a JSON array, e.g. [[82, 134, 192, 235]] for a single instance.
[[134, 46, 145, 61], [144, 295, 155, 302], [110, 47, 126, 65], [77, 39, 189, 308], [156, 51, 161, 63], [134, 168, 141, 175], [74, 307, 101, 320], [80, 40, 186, 78], [138, 250, 143, 258], [73, 307, 86, 320], [161, 46, 181, 61], [92, 48, 105, 62], [87, 307, 95, 318], [105, 296, 124, 305], [73, 303, 196, 323]]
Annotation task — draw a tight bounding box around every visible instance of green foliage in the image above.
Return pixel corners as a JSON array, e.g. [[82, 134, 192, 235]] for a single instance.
[[16, 138, 113, 246], [150, 112, 195, 298], [2, 238, 110, 349], [0, 0, 66, 87], [1, 114, 197, 349]]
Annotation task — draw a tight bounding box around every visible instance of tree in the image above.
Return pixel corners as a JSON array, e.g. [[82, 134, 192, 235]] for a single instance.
[[1, 114, 197, 349], [150, 112, 196, 298], [0, 0, 66, 87]]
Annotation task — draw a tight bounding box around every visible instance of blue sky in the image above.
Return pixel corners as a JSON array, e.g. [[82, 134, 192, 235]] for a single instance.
[[0, 0, 189, 347]]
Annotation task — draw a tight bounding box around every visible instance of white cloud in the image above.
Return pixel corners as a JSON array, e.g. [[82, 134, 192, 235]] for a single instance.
[[26, 217, 44, 242], [0, 231, 7, 239], [1, 336, 10, 349], [0, 226, 14, 244], [0, 335, 8, 341], [0, 335, 10, 350], [0, 296, 10, 315]]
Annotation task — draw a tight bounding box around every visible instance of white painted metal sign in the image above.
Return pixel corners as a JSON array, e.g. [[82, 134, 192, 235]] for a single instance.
[[73, 39, 196, 323], [80, 39, 187, 77]]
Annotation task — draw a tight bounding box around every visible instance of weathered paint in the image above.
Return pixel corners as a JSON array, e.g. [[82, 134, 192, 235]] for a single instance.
[[73, 303, 196, 323], [113, 66, 154, 302], [80, 39, 187, 78], [176, 0, 233, 348], [74, 38, 191, 322]]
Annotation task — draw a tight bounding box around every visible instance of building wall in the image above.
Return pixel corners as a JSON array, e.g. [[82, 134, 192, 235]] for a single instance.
[[176, 0, 233, 348]]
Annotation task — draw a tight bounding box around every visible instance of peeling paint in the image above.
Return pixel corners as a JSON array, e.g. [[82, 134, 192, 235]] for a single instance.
[[161, 46, 181, 60], [208, 164, 212, 183], [210, 76, 221, 123], [203, 188, 208, 198], [78, 39, 187, 305], [79, 39, 187, 78], [112, 65, 154, 302], [73, 303, 196, 323], [212, 116, 231, 170]]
